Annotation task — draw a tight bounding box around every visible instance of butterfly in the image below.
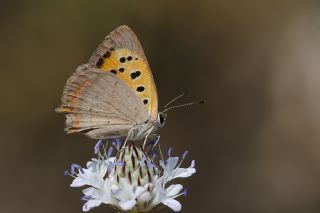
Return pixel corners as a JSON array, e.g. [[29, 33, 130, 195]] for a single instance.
[[56, 25, 166, 144], [56, 25, 204, 145]]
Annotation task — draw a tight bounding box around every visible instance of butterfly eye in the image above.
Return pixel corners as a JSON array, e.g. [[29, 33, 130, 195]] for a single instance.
[[158, 113, 166, 128], [160, 114, 164, 124]]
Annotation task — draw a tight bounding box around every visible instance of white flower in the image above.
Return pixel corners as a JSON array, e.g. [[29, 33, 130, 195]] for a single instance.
[[65, 138, 196, 212]]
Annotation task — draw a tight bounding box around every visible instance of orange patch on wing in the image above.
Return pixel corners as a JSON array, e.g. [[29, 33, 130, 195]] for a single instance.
[[58, 79, 92, 130], [68, 115, 81, 132], [97, 48, 158, 120]]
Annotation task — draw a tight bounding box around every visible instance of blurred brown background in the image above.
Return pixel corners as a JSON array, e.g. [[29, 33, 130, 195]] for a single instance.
[[1, 0, 320, 212]]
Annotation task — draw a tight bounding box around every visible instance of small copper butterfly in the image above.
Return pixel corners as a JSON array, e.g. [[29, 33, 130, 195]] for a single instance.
[[56, 25, 204, 145]]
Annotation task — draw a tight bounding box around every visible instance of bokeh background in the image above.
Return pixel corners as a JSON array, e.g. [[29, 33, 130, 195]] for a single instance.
[[1, 0, 320, 212]]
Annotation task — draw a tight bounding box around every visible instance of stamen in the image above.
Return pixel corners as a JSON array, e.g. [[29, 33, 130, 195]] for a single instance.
[[112, 138, 123, 150], [190, 160, 195, 168], [116, 138, 123, 150], [167, 147, 173, 158], [146, 140, 157, 147], [152, 152, 157, 160], [101, 141, 109, 160], [115, 162, 124, 166], [107, 146, 114, 157], [178, 151, 189, 168], [71, 164, 84, 175], [182, 151, 189, 159], [94, 140, 103, 154], [64, 169, 77, 178], [132, 145, 139, 158], [157, 140, 165, 163], [183, 188, 188, 197], [147, 162, 156, 168], [139, 156, 146, 166], [172, 190, 188, 199], [81, 195, 92, 201]]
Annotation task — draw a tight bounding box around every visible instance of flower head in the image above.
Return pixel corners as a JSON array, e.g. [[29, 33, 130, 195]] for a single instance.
[[65, 138, 196, 212]]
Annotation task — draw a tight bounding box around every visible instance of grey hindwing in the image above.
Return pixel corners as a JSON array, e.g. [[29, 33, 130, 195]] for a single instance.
[[57, 64, 149, 139]]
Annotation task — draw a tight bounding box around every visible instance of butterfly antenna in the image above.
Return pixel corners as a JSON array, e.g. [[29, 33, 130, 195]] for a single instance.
[[163, 92, 188, 109], [162, 100, 206, 113]]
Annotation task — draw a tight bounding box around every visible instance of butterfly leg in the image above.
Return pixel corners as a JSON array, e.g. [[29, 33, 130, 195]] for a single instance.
[[142, 126, 154, 150], [122, 128, 134, 149]]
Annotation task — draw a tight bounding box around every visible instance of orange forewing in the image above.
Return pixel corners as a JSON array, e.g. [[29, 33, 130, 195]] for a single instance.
[[96, 48, 157, 120]]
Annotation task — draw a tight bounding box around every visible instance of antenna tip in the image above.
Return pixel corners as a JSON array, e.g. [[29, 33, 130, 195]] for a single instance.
[[199, 100, 207, 104], [183, 91, 189, 96]]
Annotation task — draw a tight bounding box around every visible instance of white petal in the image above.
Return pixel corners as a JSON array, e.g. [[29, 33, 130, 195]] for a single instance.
[[162, 198, 182, 212], [114, 179, 135, 201], [133, 186, 145, 198], [169, 168, 196, 180], [83, 187, 95, 196], [86, 161, 97, 170], [71, 178, 85, 187], [118, 199, 136, 211], [148, 179, 166, 207], [160, 160, 166, 169], [82, 200, 101, 212], [166, 184, 183, 197], [165, 157, 179, 171], [138, 192, 151, 202]]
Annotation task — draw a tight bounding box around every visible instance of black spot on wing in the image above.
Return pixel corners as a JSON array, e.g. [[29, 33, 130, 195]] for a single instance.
[[136, 86, 145, 92], [96, 58, 104, 68], [120, 57, 126, 63], [130, 71, 141, 79], [103, 51, 110, 58]]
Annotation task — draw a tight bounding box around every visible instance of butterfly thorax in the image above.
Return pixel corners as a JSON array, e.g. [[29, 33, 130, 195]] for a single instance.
[[129, 121, 159, 141], [129, 112, 165, 141]]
